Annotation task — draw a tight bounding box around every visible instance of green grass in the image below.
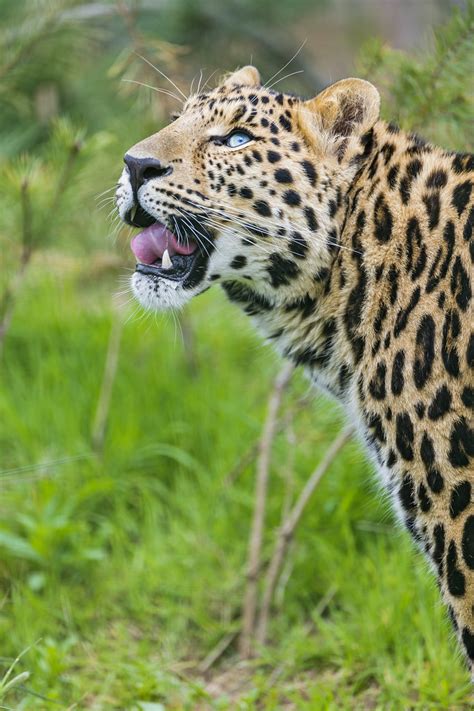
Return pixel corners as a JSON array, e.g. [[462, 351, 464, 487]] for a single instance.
[[0, 259, 471, 710]]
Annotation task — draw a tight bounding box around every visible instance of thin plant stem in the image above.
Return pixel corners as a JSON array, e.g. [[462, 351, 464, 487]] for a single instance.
[[91, 299, 124, 453], [256, 427, 353, 646], [239, 361, 294, 658]]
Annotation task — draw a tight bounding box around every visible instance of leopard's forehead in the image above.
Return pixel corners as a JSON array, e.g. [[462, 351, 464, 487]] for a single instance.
[[181, 84, 300, 125]]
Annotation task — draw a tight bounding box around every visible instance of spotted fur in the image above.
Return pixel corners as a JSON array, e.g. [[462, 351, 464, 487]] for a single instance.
[[116, 66, 474, 672]]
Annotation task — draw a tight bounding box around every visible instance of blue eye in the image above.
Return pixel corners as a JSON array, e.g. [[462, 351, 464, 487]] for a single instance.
[[225, 131, 252, 148]]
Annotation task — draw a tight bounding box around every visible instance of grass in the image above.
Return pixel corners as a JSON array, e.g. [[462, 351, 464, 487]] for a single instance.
[[0, 256, 471, 709]]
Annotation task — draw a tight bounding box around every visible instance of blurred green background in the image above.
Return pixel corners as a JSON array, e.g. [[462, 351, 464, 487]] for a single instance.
[[0, 1, 473, 708]]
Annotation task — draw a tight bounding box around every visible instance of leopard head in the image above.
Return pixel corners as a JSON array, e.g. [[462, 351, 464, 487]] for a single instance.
[[116, 65, 380, 311]]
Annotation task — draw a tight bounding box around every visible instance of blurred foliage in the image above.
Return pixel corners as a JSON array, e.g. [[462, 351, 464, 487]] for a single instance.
[[358, 0, 474, 151], [0, 0, 473, 707]]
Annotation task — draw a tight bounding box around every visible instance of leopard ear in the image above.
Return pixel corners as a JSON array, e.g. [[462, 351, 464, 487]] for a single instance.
[[299, 78, 380, 161], [223, 65, 261, 89]]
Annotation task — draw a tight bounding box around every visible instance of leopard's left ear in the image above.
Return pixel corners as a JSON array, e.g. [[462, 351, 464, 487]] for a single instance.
[[222, 65, 261, 89], [299, 78, 380, 160]]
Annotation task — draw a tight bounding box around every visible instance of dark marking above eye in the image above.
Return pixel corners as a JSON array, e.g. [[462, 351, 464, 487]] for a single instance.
[[274, 168, 293, 183]]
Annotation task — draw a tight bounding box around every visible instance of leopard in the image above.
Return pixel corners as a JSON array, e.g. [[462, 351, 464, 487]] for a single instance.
[[115, 65, 474, 673]]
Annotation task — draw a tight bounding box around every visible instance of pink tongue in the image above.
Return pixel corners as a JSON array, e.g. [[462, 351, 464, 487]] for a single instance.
[[131, 222, 197, 265]]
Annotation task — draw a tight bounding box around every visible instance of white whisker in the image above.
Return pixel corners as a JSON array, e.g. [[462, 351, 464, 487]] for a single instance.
[[134, 52, 188, 101], [122, 79, 183, 104], [264, 40, 307, 88], [267, 70, 305, 91]]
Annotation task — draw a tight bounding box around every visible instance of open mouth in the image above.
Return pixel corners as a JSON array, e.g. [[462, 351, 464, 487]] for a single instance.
[[128, 208, 212, 288]]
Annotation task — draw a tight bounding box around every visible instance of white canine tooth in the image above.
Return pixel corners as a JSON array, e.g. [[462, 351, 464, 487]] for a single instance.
[[162, 249, 173, 270], [130, 205, 137, 222]]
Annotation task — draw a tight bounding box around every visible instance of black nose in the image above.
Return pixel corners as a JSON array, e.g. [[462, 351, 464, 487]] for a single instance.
[[123, 154, 173, 196]]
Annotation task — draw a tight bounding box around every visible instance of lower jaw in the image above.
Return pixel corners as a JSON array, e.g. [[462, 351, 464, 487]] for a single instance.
[[135, 249, 210, 290]]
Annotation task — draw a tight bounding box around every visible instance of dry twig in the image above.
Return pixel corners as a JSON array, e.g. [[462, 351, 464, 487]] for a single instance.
[[223, 393, 313, 489], [239, 361, 294, 658], [198, 631, 238, 674], [256, 428, 353, 646]]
